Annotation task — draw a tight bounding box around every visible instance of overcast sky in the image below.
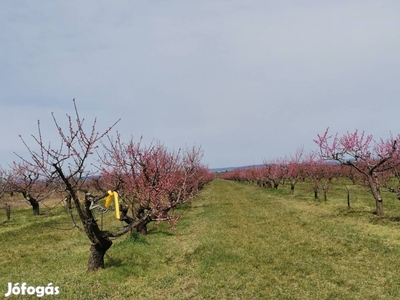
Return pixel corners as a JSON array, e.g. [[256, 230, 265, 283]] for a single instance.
[[1, 1, 399, 169]]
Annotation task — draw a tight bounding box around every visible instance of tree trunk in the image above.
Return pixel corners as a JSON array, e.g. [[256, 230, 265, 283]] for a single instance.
[[31, 201, 40, 216], [323, 189, 328, 202], [64, 194, 72, 210], [21, 192, 40, 216], [375, 198, 384, 216], [370, 187, 384, 216], [346, 187, 351, 209], [2, 203, 10, 223], [314, 189, 318, 200], [136, 222, 149, 235], [5, 203, 10, 220], [51, 164, 120, 272], [87, 241, 112, 271], [369, 176, 384, 216], [120, 204, 134, 224], [83, 195, 114, 271], [27, 197, 40, 215], [290, 183, 295, 195], [136, 208, 152, 235]]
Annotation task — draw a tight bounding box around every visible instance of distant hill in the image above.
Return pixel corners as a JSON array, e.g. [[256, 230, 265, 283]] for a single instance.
[[211, 164, 263, 173]]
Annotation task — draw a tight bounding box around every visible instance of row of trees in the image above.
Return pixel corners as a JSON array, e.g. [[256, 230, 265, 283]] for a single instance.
[[0, 100, 214, 271], [221, 128, 400, 217], [3, 100, 399, 271], [219, 149, 343, 201]]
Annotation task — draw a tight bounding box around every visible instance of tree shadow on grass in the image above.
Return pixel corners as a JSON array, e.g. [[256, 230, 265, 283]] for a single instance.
[[106, 256, 123, 268], [129, 231, 151, 244], [336, 207, 373, 217], [388, 216, 400, 223], [148, 228, 175, 237], [115, 231, 151, 246]]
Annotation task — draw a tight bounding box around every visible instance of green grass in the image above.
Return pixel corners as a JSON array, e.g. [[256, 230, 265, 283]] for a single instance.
[[2, 179, 400, 299]]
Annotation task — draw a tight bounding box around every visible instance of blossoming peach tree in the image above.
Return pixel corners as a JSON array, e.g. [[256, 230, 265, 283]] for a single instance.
[[99, 135, 212, 235], [16, 99, 212, 271], [314, 128, 400, 216]]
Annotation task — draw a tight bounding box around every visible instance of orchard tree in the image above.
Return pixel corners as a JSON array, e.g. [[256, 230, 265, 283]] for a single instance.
[[315, 128, 400, 216], [219, 168, 247, 183], [177, 146, 214, 200], [389, 165, 400, 199], [285, 147, 305, 194], [17, 99, 139, 271], [302, 154, 324, 200], [304, 155, 339, 201], [220, 167, 268, 187], [0, 167, 11, 222], [100, 136, 210, 235], [262, 159, 285, 189], [245, 167, 261, 186], [254, 167, 272, 188], [8, 161, 55, 215]]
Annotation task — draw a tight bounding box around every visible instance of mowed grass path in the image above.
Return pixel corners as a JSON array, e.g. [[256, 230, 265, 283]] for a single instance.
[[184, 179, 400, 299], [2, 179, 400, 299]]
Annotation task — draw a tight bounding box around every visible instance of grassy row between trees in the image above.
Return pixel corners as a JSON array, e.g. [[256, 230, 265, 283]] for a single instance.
[[2, 178, 400, 299]]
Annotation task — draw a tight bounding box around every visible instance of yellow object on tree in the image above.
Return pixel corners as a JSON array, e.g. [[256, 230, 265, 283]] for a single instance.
[[104, 192, 113, 208], [104, 190, 121, 219]]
